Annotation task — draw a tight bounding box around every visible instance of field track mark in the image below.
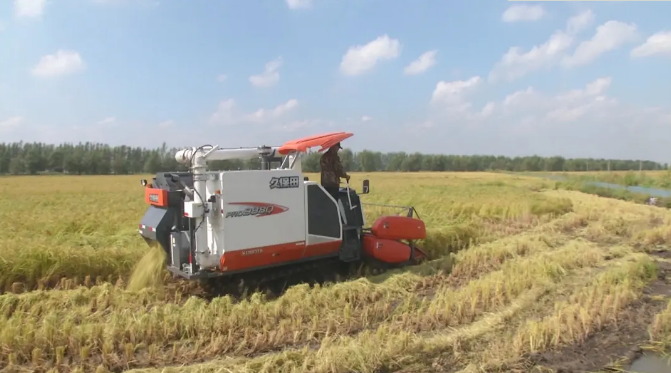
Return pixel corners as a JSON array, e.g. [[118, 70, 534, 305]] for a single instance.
[[124, 241, 612, 372], [420, 252, 628, 373], [122, 248, 618, 373], [0, 238, 610, 373], [124, 285, 552, 373], [512, 251, 671, 373]]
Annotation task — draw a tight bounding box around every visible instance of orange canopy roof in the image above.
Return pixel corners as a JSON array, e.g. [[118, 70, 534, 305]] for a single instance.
[[277, 131, 353, 155]]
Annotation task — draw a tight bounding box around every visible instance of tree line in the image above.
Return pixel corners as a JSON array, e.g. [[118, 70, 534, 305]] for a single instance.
[[0, 141, 665, 175]]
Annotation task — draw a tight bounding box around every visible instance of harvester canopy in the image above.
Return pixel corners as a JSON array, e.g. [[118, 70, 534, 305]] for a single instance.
[[277, 132, 354, 155]]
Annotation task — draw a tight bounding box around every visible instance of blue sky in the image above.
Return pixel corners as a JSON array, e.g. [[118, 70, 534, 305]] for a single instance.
[[1, 0, 671, 161]]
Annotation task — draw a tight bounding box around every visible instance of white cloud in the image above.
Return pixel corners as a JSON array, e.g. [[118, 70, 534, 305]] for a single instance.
[[566, 10, 595, 35], [0, 116, 25, 132], [417, 120, 434, 129], [414, 76, 671, 160], [216, 74, 227, 82], [275, 118, 325, 132], [98, 117, 116, 125], [489, 30, 573, 82], [340, 35, 401, 76], [207, 99, 321, 138], [286, 0, 311, 9], [502, 87, 536, 108], [249, 57, 282, 87], [361, 115, 372, 122], [501, 77, 615, 118], [429, 76, 483, 120], [501, 5, 544, 23], [404, 50, 437, 75], [584, 77, 612, 95], [209, 99, 237, 125], [158, 120, 174, 128], [273, 99, 299, 116], [31, 50, 86, 78], [481, 102, 495, 117], [631, 31, 671, 58], [209, 99, 299, 126], [431, 76, 481, 105], [562, 21, 638, 68], [14, 0, 45, 18], [245, 99, 299, 122], [489, 10, 621, 81], [428, 77, 623, 128]]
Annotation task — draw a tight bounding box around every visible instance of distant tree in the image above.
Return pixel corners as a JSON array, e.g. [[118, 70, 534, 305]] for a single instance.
[[386, 152, 407, 171], [359, 150, 383, 172], [0, 141, 664, 175], [339, 149, 355, 171], [401, 153, 423, 172], [143, 152, 162, 174], [302, 151, 320, 172], [0, 148, 10, 174], [8, 156, 24, 175]]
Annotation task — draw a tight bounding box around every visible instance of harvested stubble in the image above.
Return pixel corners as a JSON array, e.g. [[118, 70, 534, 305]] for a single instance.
[[510, 254, 657, 351], [122, 248, 616, 373], [121, 249, 658, 373], [650, 299, 671, 354], [0, 237, 610, 371], [464, 252, 659, 371], [4, 172, 671, 373]]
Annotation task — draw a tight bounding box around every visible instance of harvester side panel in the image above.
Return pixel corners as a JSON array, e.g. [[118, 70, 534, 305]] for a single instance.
[[218, 170, 341, 273], [139, 205, 177, 261], [170, 231, 191, 272]]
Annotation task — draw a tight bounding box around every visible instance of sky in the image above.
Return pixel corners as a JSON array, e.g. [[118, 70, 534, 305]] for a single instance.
[[1, 0, 671, 161]]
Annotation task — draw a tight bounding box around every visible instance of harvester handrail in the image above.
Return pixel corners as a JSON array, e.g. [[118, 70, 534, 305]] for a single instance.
[[360, 202, 422, 220], [344, 182, 358, 211], [360, 202, 413, 209]]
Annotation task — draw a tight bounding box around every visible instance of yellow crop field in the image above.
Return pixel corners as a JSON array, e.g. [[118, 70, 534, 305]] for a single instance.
[[2, 172, 671, 372]]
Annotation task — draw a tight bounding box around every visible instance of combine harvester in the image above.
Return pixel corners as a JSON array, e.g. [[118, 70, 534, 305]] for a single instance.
[[138, 132, 429, 295]]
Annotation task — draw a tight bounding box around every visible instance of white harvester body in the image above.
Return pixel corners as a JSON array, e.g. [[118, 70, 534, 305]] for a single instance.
[[138, 132, 427, 283]]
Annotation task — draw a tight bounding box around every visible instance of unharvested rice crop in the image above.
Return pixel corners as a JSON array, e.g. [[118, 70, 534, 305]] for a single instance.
[[2, 171, 671, 373]]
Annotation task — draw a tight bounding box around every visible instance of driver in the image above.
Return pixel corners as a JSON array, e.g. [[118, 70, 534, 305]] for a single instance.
[[320, 142, 350, 200]]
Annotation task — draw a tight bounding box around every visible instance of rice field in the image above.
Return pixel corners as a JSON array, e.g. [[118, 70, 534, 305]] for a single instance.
[[2, 172, 671, 373], [540, 169, 671, 189]]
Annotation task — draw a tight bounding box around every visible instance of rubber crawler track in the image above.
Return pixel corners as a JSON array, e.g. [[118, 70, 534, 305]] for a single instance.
[[196, 250, 427, 301]]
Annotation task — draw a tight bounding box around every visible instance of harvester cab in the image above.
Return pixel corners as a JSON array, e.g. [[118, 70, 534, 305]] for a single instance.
[[138, 132, 429, 286]]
